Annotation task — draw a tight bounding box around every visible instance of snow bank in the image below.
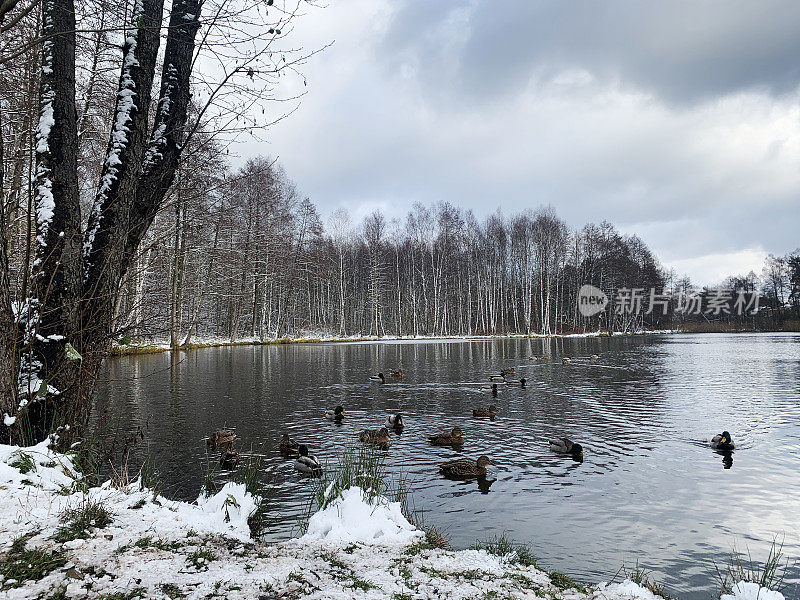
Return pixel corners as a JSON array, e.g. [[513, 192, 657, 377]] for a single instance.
[[721, 581, 785, 600], [300, 486, 423, 546], [0, 442, 788, 600], [595, 579, 665, 599]]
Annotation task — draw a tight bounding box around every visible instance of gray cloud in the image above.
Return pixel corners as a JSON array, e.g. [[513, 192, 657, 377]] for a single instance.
[[237, 0, 800, 284]]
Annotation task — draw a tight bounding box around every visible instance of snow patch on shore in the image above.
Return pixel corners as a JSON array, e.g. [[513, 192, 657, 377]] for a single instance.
[[300, 486, 422, 546], [721, 581, 785, 600]]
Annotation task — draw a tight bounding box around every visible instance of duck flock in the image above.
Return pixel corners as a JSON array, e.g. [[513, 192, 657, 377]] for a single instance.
[[209, 353, 736, 481]]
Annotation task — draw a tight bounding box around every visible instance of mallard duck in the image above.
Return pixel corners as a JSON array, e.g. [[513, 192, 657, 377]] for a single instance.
[[505, 377, 527, 388], [710, 431, 735, 450], [428, 427, 464, 446], [279, 433, 300, 456], [294, 445, 322, 475], [219, 448, 240, 468], [549, 438, 584, 459], [490, 383, 499, 397], [473, 405, 498, 418], [530, 355, 550, 360], [385, 413, 404, 429], [389, 369, 403, 378], [590, 354, 600, 360], [325, 406, 345, 421], [562, 357, 572, 365], [501, 368, 515, 376], [438, 455, 494, 478], [359, 427, 390, 444], [206, 429, 237, 448], [370, 372, 386, 383], [489, 372, 506, 382]]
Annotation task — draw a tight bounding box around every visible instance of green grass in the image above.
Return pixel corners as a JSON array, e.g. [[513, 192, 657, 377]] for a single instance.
[[717, 539, 787, 596], [0, 534, 67, 589], [130, 498, 146, 509], [160, 583, 186, 599], [548, 570, 586, 593], [54, 499, 113, 542], [350, 576, 376, 590], [625, 563, 674, 599], [473, 532, 538, 567], [9, 452, 36, 474], [187, 548, 217, 569]]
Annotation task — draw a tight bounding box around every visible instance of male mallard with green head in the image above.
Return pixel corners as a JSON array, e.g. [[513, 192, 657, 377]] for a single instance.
[[428, 427, 464, 446], [370, 373, 386, 383], [438, 455, 494, 478], [385, 413, 404, 429], [294, 445, 322, 475], [710, 431, 735, 451], [325, 406, 345, 422], [549, 438, 584, 459]]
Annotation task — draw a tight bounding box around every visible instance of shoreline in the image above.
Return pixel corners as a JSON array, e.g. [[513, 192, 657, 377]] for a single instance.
[[0, 441, 784, 600], [105, 327, 800, 357], [109, 330, 679, 357]]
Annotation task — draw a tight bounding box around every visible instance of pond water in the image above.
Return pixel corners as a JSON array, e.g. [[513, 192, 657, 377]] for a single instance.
[[94, 333, 800, 599]]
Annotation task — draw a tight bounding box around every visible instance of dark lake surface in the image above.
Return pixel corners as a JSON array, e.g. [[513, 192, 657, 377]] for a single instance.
[[94, 333, 800, 599]]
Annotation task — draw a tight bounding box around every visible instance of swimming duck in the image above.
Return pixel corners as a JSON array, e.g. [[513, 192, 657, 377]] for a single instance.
[[294, 445, 322, 475], [501, 368, 515, 376], [489, 372, 506, 382], [438, 455, 494, 478], [562, 357, 572, 365], [370, 373, 386, 383], [549, 438, 584, 459], [428, 427, 464, 446], [206, 429, 237, 448], [279, 433, 301, 456], [219, 448, 240, 468], [490, 383, 499, 397], [359, 427, 391, 445], [505, 377, 527, 388], [473, 405, 498, 418], [710, 431, 735, 450], [389, 369, 403, 378], [325, 406, 345, 421], [385, 413, 404, 429], [590, 354, 600, 360]]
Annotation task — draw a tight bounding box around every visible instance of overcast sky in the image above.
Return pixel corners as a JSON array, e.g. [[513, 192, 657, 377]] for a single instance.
[[235, 0, 800, 286]]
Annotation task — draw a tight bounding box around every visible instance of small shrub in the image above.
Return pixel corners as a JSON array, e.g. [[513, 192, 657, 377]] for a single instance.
[[54, 500, 113, 542], [9, 453, 36, 474]]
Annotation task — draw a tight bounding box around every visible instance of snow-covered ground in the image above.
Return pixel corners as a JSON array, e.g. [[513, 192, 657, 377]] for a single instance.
[[0, 440, 781, 599]]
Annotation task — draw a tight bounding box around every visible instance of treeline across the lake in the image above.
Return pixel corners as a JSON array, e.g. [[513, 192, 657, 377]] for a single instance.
[[75, 157, 800, 344]]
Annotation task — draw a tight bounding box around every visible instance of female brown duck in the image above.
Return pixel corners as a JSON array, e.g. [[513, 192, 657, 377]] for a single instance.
[[438, 455, 494, 478]]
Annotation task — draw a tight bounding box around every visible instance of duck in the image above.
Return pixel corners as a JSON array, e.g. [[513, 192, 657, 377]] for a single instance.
[[219, 448, 240, 468], [279, 433, 301, 456], [370, 372, 386, 383], [428, 427, 464, 446], [438, 455, 494, 479], [473, 405, 498, 418], [501, 368, 515, 376], [590, 354, 601, 360], [549, 438, 584, 459], [489, 372, 506, 382], [325, 406, 345, 421], [359, 427, 391, 445], [294, 445, 322, 475], [389, 369, 403, 378], [385, 413, 404, 429], [206, 429, 236, 448], [490, 383, 499, 397], [562, 357, 572, 365], [505, 377, 527, 388], [710, 431, 735, 451]]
